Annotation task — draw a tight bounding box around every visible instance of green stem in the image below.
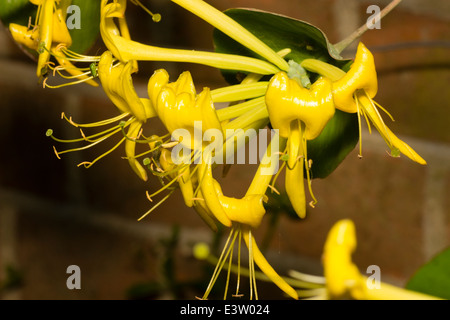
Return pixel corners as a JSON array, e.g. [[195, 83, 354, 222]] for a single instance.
[[333, 0, 403, 54]]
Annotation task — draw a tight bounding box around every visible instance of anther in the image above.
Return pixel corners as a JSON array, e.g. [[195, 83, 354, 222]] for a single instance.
[[146, 190, 153, 202], [52, 146, 61, 160]]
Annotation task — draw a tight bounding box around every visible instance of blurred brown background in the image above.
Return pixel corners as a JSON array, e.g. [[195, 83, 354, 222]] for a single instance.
[[0, 0, 449, 299]]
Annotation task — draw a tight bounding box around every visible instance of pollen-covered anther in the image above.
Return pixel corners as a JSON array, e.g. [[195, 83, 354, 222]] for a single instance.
[[160, 141, 179, 149], [52, 145, 61, 160], [145, 190, 153, 202]]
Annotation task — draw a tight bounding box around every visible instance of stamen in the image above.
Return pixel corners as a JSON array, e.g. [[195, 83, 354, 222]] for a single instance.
[[354, 92, 365, 158], [146, 176, 179, 199], [161, 141, 179, 148], [202, 228, 239, 300], [270, 160, 286, 191], [77, 136, 126, 168], [130, 0, 161, 22], [43, 75, 97, 89], [61, 112, 130, 128], [267, 184, 280, 195], [145, 190, 153, 202], [52, 145, 61, 160], [302, 129, 317, 208], [373, 99, 395, 122], [360, 90, 395, 149], [55, 44, 101, 62], [235, 231, 242, 297], [138, 189, 176, 221], [247, 229, 258, 300]]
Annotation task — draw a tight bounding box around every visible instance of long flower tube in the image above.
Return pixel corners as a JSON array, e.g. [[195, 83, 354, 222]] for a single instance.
[[35, 0, 54, 78], [125, 120, 148, 181], [265, 71, 335, 218], [100, 0, 280, 75], [170, 0, 289, 72], [301, 42, 426, 165]]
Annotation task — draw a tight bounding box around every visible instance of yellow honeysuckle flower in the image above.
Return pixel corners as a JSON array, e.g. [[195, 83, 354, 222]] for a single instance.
[[193, 131, 298, 300], [148, 69, 224, 150], [323, 219, 440, 300], [97, 50, 165, 180], [100, 0, 280, 75], [98, 51, 152, 122], [301, 42, 426, 165], [146, 76, 297, 298], [323, 219, 363, 298], [9, 0, 98, 87], [265, 71, 335, 218]]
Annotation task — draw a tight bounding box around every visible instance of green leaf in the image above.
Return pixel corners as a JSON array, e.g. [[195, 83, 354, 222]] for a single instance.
[[213, 8, 358, 178], [405, 247, 450, 299], [66, 0, 100, 55], [0, 0, 33, 26], [307, 110, 359, 178]]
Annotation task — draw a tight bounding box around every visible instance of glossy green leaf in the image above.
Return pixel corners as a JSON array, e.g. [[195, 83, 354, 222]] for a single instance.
[[67, 0, 100, 55], [213, 8, 358, 178], [406, 247, 450, 299], [0, 0, 33, 26]]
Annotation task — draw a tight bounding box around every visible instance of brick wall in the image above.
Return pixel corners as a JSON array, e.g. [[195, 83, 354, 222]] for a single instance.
[[0, 0, 449, 299]]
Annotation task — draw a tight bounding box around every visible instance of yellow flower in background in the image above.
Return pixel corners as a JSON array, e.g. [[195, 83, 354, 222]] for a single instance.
[[302, 42, 426, 165], [322, 219, 440, 300], [265, 71, 335, 218]]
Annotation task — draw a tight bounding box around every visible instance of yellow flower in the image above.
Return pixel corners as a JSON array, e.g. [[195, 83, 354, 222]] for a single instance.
[[147, 69, 224, 151], [323, 219, 440, 300], [301, 42, 426, 165], [96, 50, 164, 180], [98, 51, 152, 123], [9, 0, 98, 87], [193, 131, 298, 300], [145, 68, 297, 298], [265, 71, 335, 218]]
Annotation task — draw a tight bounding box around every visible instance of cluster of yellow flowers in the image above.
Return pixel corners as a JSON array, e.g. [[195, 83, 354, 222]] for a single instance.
[[9, 0, 430, 299]]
